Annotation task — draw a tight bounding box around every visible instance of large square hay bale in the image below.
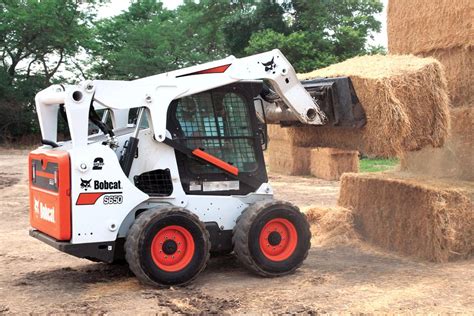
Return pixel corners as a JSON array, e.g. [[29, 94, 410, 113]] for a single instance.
[[400, 106, 474, 181], [387, 0, 472, 54], [310, 148, 359, 180], [339, 172, 474, 262], [267, 139, 311, 175], [387, 0, 473, 106], [280, 55, 450, 157]]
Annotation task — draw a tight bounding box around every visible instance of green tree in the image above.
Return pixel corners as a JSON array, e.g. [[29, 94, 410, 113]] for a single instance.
[[91, 0, 233, 80], [91, 0, 292, 78], [0, 0, 98, 141], [246, 0, 383, 72], [222, 0, 289, 57]]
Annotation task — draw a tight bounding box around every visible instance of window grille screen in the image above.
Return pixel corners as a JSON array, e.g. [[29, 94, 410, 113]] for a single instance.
[[175, 91, 257, 174]]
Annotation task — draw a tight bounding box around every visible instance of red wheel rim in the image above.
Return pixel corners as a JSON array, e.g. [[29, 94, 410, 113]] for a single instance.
[[151, 225, 195, 272], [259, 218, 298, 262]]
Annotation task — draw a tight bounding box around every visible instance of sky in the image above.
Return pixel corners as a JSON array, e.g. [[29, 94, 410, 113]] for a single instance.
[[97, 0, 389, 48]]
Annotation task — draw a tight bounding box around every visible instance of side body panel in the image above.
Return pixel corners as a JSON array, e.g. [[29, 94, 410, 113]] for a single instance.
[[69, 144, 149, 244]]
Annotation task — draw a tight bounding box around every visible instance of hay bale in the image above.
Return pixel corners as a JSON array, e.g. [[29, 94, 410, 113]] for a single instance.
[[267, 139, 311, 175], [387, 0, 473, 106], [400, 106, 474, 181], [309, 148, 359, 180], [339, 172, 474, 262], [419, 46, 473, 107], [387, 0, 472, 54], [283, 54, 450, 157], [304, 206, 359, 246]]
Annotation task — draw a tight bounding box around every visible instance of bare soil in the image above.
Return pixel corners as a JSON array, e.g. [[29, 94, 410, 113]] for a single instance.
[[0, 149, 472, 314]]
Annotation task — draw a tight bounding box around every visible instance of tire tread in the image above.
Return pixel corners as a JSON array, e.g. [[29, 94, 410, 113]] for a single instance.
[[125, 207, 210, 287], [232, 200, 311, 277]]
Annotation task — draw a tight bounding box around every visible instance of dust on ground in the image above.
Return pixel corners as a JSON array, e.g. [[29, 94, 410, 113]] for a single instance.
[[0, 149, 472, 314]]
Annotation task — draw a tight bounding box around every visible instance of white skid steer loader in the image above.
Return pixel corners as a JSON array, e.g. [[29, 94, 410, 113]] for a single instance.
[[28, 49, 365, 286]]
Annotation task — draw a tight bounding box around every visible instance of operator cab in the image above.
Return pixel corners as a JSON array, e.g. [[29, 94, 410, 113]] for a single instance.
[[166, 81, 268, 196]]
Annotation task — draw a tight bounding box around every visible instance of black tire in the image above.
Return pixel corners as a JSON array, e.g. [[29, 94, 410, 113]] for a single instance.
[[233, 200, 311, 277], [125, 207, 210, 287]]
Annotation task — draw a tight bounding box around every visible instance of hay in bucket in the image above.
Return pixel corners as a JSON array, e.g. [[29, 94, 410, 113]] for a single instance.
[[272, 54, 450, 157]]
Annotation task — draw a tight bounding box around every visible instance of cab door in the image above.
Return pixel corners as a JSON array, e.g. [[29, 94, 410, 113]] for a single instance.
[[167, 82, 268, 195]]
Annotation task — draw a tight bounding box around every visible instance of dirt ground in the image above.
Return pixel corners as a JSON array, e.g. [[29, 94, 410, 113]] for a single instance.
[[0, 149, 473, 314]]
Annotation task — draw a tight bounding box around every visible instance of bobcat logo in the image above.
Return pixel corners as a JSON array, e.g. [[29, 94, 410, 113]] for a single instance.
[[262, 57, 276, 72], [80, 178, 92, 191], [33, 198, 55, 223]]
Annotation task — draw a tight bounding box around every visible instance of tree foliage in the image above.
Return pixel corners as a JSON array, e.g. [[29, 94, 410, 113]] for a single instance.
[[0, 0, 97, 140], [91, 0, 233, 79], [246, 0, 383, 72]]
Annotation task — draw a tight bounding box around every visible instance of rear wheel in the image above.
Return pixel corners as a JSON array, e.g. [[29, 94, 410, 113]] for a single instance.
[[125, 207, 210, 287], [233, 200, 311, 277]]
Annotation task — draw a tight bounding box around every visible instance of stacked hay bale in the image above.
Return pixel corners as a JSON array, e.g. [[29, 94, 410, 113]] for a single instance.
[[309, 148, 359, 180], [387, 0, 474, 180], [330, 0, 473, 262], [388, 0, 473, 107], [266, 137, 311, 175]]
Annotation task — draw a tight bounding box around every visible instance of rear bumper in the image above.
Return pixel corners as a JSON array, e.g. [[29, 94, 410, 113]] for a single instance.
[[29, 229, 120, 263]]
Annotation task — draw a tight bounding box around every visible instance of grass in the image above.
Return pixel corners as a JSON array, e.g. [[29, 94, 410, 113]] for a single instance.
[[360, 157, 399, 173]]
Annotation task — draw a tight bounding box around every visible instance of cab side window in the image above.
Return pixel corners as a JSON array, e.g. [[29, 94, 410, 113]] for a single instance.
[[174, 91, 257, 174]]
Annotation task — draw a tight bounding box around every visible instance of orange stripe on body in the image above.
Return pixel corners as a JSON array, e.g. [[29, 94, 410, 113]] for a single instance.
[[192, 149, 239, 176], [195, 64, 231, 74], [76, 193, 105, 205]]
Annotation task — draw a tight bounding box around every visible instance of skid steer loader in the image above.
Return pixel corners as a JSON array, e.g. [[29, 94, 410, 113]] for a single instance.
[[28, 49, 365, 286]]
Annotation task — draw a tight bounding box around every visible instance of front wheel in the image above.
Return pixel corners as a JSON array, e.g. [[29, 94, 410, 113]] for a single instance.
[[233, 200, 311, 277], [125, 207, 210, 287]]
